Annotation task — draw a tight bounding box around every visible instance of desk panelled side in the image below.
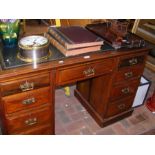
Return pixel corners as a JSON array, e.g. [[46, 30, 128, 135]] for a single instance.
[[75, 52, 147, 127], [0, 48, 149, 134]]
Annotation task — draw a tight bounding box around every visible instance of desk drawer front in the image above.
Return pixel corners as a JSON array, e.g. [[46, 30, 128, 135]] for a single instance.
[[6, 106, 52, 133], [110, 80, 139, 101], [56, 59, 115, 85], [1, 74, 50, 96], [13, 124, 53, 135], [118, 55, 145, 69], [114, 66, 143, 84], [105, 97, 134, 118], [3, 87, 50, 114]]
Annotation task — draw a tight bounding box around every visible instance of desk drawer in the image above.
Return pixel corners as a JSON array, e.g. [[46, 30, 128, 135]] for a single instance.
[[6, 106, 52, 133], [2, 87, 50, 114], [1, 74, 50, 96], [56, 58, 115, 85], [105, 97, 134, 118], [110, 80, 139, 101], [13, 124, 53, 135], [114, 66, 143, 84], [118, 55, 145, 69]]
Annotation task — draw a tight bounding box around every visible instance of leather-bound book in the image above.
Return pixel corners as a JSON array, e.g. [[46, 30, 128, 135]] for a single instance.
[[48, 26, 104, 50], [45, 33, 101, 57]]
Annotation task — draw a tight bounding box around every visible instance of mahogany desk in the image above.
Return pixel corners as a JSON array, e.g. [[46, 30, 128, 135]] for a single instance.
[[0, 42, 149, 134]]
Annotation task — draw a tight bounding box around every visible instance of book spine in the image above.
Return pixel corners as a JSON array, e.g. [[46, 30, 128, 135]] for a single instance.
[[45, 33, 67, 56], [48, 28, 70, 49]]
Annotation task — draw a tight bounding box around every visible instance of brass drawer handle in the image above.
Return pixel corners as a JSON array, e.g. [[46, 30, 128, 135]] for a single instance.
[[25, 118, 37, 126], [121, 87, 130, 94], [124, 72, 133, 78], [22, 97, 35, 105], [83, 68, 95, 77], [20, 81, 34, 92], [118, 104, 126, 110], [129, 58, 138, 65]]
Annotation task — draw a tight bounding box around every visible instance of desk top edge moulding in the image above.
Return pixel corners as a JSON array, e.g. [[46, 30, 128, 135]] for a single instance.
[[0, 20, 151, 135]]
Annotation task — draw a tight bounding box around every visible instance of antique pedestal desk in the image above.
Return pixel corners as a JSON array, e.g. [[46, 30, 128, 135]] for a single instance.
[[0, 39, 149, 135]]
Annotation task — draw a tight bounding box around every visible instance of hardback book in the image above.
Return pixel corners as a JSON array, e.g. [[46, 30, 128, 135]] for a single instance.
[[45, 33, 101, 57], [48, 26, 104, 50]]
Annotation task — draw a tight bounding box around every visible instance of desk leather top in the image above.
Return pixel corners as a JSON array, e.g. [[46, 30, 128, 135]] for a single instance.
[[0, 41, 114, 70]]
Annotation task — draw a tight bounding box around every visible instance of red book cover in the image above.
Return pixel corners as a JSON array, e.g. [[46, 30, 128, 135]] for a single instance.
[[45, 33, 101, 57], [48, 26, 104, 50]]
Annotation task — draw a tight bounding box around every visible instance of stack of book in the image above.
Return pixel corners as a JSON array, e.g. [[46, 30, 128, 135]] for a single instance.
[[45, 26, 104, 57]]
